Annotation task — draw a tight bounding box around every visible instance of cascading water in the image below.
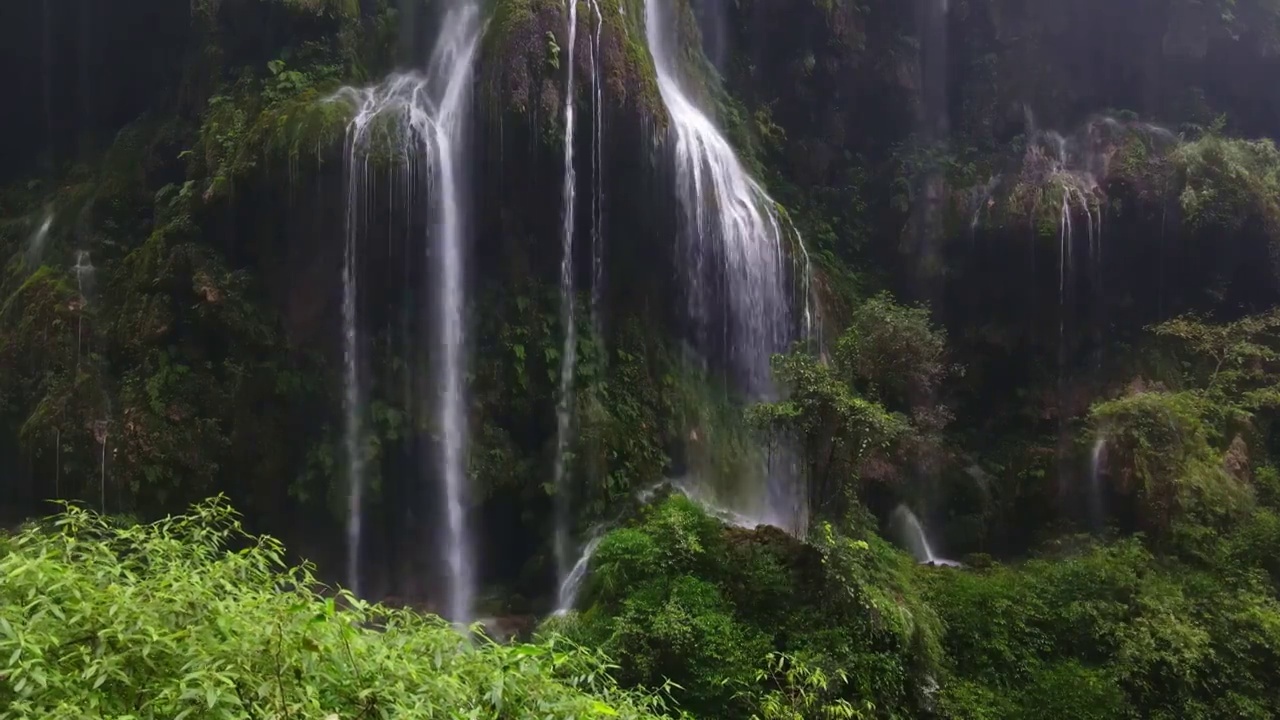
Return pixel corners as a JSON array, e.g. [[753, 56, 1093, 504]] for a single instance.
[[333, 2, 482, 624], [588, 0, 605, 338], [1006, 115, 1172, 503], [644, 0, 808, 533], [891, 505, 958, 566], [554, 532, 603, 615], [554, 0, 612, 593], [1089, 436, 1107, 531], [25, 210, 54, 266], [339, 114, 365, 599], [554, 475, 762, 616], [73, 250, 94, 369], [552, 0, 583, 593]]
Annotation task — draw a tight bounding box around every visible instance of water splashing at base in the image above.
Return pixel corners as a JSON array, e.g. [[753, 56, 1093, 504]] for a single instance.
[[891, 505, 959, 566], [554, 532, 603, 616], [554, 476, 771, 616]]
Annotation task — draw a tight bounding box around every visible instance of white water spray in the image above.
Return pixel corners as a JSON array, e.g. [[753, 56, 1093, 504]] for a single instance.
[[588, 0, 605, 337], [644, 0, 808, 533], [25, 210, 54, 266], [72, 250, 94, 296], [891, 505, 959, 566], [332, 2, 482, 623], [1089, 436, 1107, 530], [73, 250, 94, 369], [552, 0, 583, 594], [554, 531, 603, 615], [555, 475, 767, 616]]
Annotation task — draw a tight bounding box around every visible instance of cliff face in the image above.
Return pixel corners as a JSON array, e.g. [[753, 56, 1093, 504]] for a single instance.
[[4, 0, 1280, 599]]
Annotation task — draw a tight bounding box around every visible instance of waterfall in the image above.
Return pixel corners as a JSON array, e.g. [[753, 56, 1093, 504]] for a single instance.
[[1089, 436, 1107, 531], [73, 250, 94, 370], [891, 505, 958, 566], [72, 250, 94, 296], [554, 475, 760, 616], [554, 531, 603, 615], [332, 1, 482, 623], [552, 0, 583, 594], [643, 0, 806, 533], [25, 210, 54, 266], [588, 0, 605, 338], [339, 108, 366, 599]]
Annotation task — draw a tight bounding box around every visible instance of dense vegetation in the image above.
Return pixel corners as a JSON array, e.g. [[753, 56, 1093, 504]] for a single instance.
[[0, 500, 672, 719], [7, 0, 1280, 716]]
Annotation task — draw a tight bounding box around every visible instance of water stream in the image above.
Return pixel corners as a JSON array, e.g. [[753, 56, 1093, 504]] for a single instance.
[[25, 209, 54, 266], [891, 505, 959, 566], [552, 0, 584, 596], [1089, 436, 1107, 531], [333, 1, 482, 623], [588, 0, 605, 338], [643, 0, 807, 534]]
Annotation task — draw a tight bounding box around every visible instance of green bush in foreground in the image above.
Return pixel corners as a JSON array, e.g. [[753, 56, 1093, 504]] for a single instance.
[[0, 498, 673, 720]]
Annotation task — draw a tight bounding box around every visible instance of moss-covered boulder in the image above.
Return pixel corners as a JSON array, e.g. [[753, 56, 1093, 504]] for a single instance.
[[482, 0, 663, 124], [555, 496, 943, 719]]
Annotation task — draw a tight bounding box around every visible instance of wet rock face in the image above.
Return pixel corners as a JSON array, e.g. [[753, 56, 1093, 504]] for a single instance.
[[476, 614, 538, 643], [1, 0, 189, 183]]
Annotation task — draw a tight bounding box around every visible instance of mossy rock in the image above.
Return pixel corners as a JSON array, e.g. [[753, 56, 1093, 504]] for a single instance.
[[481, 0, 665, 126], [968, 119, 1175, 240]]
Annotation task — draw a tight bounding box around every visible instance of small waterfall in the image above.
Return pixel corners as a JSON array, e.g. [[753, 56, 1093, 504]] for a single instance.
[[73, 250, 94, 369], [588, 0, 605, 338], [339, 111, 365, 599], [25, 210, 54, 266], [332, 1, 482, 623], [72, 250, 94, 296], [553, 476, 762, 616], [891, 505, 958, 566], [552, 0, 584, 594], [554, 532, 604, 615], [1089, 436, 1107, 531], [644, 0, 807, 533], [93, 421, 108, 513]]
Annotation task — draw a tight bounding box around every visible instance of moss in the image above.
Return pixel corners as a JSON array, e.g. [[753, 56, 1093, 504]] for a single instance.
[[1172, 135, 1280, 240], [1091, 390, 1254, 539], [568, 497, 943, 717], [597, 0, 664, 120], [481, 0, 664, 125], [191, 71, 350, 202]]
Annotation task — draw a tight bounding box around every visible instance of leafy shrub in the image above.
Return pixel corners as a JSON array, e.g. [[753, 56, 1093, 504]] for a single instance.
[[570, 497, 941, 719], [926, 538, 1280, 720], [0, 498, 672, 719]]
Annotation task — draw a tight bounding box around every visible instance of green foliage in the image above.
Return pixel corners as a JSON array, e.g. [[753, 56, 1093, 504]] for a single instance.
[[482, 0, 662, 120], [193, 57, 350, 201], [926, 536, 1280, 720], [1173, 135, 1280, 243], [739, 653, 868, 720], [751, 293, 950, 518], [575, 321, 679, 518], [0, 499, 673, 719], [1088, 310, 1280, 540], [569, 497, 942, 719], [1091, 390, 1251, 539], [1153, 309, 1280, 414]]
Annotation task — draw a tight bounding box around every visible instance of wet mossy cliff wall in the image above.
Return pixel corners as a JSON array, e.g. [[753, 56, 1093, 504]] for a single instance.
[[6, 0, 1280, 600], [0, 0, 713, 605]]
